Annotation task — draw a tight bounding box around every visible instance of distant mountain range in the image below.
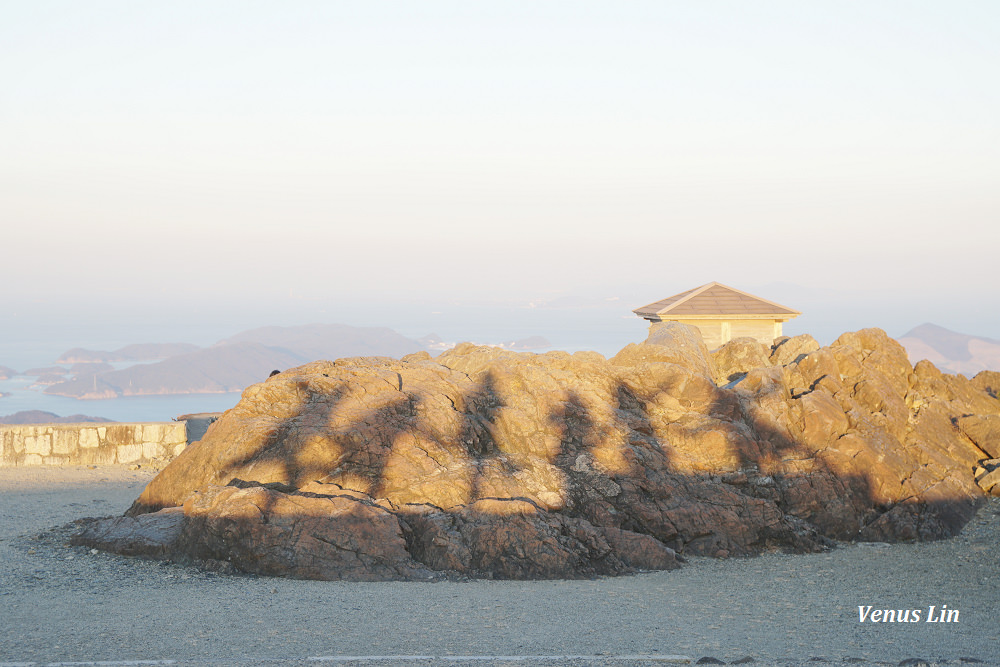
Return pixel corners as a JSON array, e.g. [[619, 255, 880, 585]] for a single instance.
[[898, 323, 1000, 376], [1, 324, 552, 400], [43, 324, 427, 399], [55, 343, 200, 364]]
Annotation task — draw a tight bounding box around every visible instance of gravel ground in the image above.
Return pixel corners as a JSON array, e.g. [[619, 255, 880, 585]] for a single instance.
[[0, 466, 997, 667]]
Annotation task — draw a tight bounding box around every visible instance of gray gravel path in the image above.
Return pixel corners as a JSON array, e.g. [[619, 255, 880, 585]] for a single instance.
[[0, 467, 997, 667]]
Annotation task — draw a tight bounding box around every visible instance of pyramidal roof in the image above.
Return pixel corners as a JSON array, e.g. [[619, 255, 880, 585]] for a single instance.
[[633, 282, 800, 320]]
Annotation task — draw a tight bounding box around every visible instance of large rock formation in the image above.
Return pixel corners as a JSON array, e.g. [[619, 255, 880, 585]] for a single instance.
[[74, 324, 1000, 580]]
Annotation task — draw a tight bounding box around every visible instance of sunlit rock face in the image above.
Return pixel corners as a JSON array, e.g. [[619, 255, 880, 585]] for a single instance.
[[75, 324, 1000, 580]]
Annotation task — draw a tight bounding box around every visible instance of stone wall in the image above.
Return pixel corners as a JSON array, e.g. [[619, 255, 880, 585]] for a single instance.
[[0, 422, 187, 467]]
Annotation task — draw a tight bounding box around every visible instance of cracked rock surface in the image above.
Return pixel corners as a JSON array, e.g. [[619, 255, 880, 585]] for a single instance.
[[73, 324, 999, 580]]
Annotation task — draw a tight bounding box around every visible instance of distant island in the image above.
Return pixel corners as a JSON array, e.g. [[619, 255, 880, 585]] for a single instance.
[[0, 410, 112, 424], [41, 324, 430, 399], [41, 323, 549, 400], [55, 343, 200, 364], [22, 365, 68, 376], [46, 341, 309, 399]]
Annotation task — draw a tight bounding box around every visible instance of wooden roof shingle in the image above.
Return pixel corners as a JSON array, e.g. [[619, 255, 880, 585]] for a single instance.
[[634, 282, 800, 320]]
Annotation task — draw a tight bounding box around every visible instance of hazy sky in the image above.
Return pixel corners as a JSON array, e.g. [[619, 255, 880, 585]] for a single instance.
[[2, 1, 998, 355]]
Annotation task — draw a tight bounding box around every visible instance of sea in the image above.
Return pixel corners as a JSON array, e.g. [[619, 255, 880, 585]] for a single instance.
[[0, 374, 243, 423]]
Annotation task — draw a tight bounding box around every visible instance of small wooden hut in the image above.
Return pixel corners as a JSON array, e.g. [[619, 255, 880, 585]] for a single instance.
[[633, 282, 800, 348]]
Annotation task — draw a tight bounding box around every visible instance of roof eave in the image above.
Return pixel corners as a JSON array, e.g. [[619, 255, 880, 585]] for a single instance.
[[637, 313, 800, 322]]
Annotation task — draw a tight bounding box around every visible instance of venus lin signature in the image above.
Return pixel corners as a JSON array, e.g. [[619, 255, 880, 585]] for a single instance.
[[858, 605, 959, 623]]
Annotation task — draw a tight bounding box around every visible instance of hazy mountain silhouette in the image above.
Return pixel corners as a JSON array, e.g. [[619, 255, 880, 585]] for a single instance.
[[0, 410, 112, 424], [56, 343, 201, 364], [898, 323, 1000, 375], [44, 324, 427, 399]]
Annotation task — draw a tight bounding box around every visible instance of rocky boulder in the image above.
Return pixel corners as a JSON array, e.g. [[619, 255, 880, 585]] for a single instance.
[[769, 334, 821, 366], [956, 415, 1000, 459], [74, 327, 1000, 580], [611, 322, 717, 378], [974, 459, 1000, 496], [712, 337, 772, 385], [972, 371, 1000, 398]]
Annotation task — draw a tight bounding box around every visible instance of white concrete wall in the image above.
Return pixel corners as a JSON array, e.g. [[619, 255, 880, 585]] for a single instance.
[[672, 318, 781, 349], [729, 320, 780, 346]]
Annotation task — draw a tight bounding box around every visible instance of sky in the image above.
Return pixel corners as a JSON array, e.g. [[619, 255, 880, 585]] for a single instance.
[[1, 1, 998, 363]]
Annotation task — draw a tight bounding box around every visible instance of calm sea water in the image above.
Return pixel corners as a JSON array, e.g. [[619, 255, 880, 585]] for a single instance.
[[0, 375, 242, 422]]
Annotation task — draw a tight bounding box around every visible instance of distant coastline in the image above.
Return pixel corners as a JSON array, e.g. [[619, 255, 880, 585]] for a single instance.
[[0, 384, 241, 424], [0, 410, 112, 425]]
